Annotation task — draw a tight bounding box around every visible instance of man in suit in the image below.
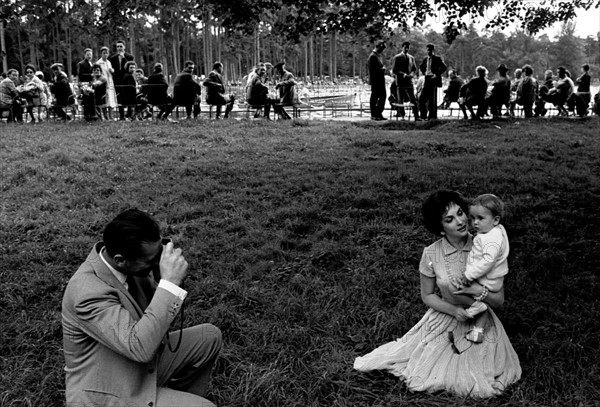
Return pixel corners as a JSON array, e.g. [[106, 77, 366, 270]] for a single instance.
[[173, 60, 202, 119], [368, 41, 387, 120], [203, 61, 235, 119], [76, 48, 94, 88], [109, 40, 134, 120], [273, 62, 297, 119], [62, 209, 222, 407], [391, 41, 421, 121], [419, 43, 447, 120]]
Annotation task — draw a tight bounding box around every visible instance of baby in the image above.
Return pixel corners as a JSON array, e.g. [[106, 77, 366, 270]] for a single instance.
[[459, 194, 510, 343]]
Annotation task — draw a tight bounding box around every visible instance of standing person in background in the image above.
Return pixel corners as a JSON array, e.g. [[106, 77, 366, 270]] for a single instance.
[[109, 40, 134, 120], [77, 48, 94, 93], [419, 43, 447, 120], [173, 60, 202, 120], [203, 61, 236, 119], [391, 41, 420, 121], [97, 46, 117, 120], [368, 41, 388, 121]]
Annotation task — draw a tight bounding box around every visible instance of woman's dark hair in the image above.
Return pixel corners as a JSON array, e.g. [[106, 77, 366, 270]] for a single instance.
[[421, 190, 469, 236], [103, 209, 161, 260], [124, 61, 136, 71]]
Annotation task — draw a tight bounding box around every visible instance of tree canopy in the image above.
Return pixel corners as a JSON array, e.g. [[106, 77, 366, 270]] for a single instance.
[[1, 0, 598, 80]]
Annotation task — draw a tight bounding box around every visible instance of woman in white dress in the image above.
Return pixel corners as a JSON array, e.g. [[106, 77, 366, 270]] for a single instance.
[[96, 46, 117, 119], [354, 190, 521, 398]]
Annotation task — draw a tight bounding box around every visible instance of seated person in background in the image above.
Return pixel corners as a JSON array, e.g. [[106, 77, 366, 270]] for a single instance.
[[439, 69, 464, 109], [91, 64, 108, 120], [19, 64, 44, 123], [541, 66, 574, 116], [247, 63, 279, 120], [516, 65, 538, 118], [534, 69, 554, 117], [458, 65, 489, 120], [508, 68, 522, 117], [0, 69, 24, 123], [134, 68, 149, 119], [203, 61, 235, 119], [144, 63, 176, 121], [273, 62, 297, 120], [593, 91, 599, 116], [119, 61, 138, 120], [484, 64, 511, 119], [174, 60, 201, 119], [49, 63, 75, 120]]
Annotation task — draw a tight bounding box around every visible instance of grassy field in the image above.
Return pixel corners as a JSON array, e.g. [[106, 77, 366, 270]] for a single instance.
[[1, 117, 599, 406]]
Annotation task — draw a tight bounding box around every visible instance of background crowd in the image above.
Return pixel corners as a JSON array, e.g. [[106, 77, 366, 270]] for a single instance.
[[368, 40, 599, 122], [0, 41, 301, 123]]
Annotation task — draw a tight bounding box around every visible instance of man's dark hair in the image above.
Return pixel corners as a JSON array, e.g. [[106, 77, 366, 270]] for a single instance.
[[421, 190, 469, 236], [213, 61, 223, 70], [402, 41, 410, 48], [426, 43, 435, 51], [582, 64, 590, 71], [103, 209, 161, 260], [184, 60, 195, 68]]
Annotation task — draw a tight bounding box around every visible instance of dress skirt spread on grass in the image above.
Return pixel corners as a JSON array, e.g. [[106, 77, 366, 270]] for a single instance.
[[354, 237, 522, 398]]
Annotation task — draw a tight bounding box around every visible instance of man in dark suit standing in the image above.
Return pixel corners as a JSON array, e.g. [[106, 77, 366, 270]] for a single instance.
[[109, 40, 134, 120], [173, 60, 202, 119], [368, 41, 387, 121], [419, 43, 447, 120], [77, 48, 94, 87], [391, 41, 421, 121]]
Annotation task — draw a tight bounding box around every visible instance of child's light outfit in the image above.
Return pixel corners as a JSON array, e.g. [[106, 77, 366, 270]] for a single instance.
[[463, 224, 510, 342], [465, 224, 509, 291]]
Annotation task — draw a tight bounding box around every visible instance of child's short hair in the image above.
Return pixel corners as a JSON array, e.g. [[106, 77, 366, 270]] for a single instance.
[[471, 194, 505, 219]]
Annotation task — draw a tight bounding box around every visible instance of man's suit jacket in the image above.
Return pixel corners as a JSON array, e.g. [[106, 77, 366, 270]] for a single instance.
[[419, 55, 447, 87], [62, 243, 183, 407], [173, 71, 201, 106], [77, 59, 93, 84], [108, 52, 134, 85], [368, 50, 386, 88], [392, 52, 417, 87]]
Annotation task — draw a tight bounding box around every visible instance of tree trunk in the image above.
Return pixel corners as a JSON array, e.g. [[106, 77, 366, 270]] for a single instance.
[[16, 21, 24, 74], [1, 19, 7, 73]]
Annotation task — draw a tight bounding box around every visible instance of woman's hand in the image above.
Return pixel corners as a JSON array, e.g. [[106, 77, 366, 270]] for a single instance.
[[453, 306, 471, 322]]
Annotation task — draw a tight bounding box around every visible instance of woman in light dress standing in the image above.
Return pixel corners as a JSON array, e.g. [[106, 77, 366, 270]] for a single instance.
[[96, 46, 117, 119]]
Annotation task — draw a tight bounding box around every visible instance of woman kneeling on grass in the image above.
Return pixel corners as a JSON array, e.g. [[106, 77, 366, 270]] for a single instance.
[[354, 190, 521, 398]]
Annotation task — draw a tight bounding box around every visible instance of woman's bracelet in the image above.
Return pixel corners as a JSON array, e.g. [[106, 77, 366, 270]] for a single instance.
[[474, 285, 489, 302]]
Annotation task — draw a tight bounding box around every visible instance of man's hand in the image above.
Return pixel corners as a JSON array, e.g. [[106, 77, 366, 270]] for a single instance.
[[159, 242, 188, 286]]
